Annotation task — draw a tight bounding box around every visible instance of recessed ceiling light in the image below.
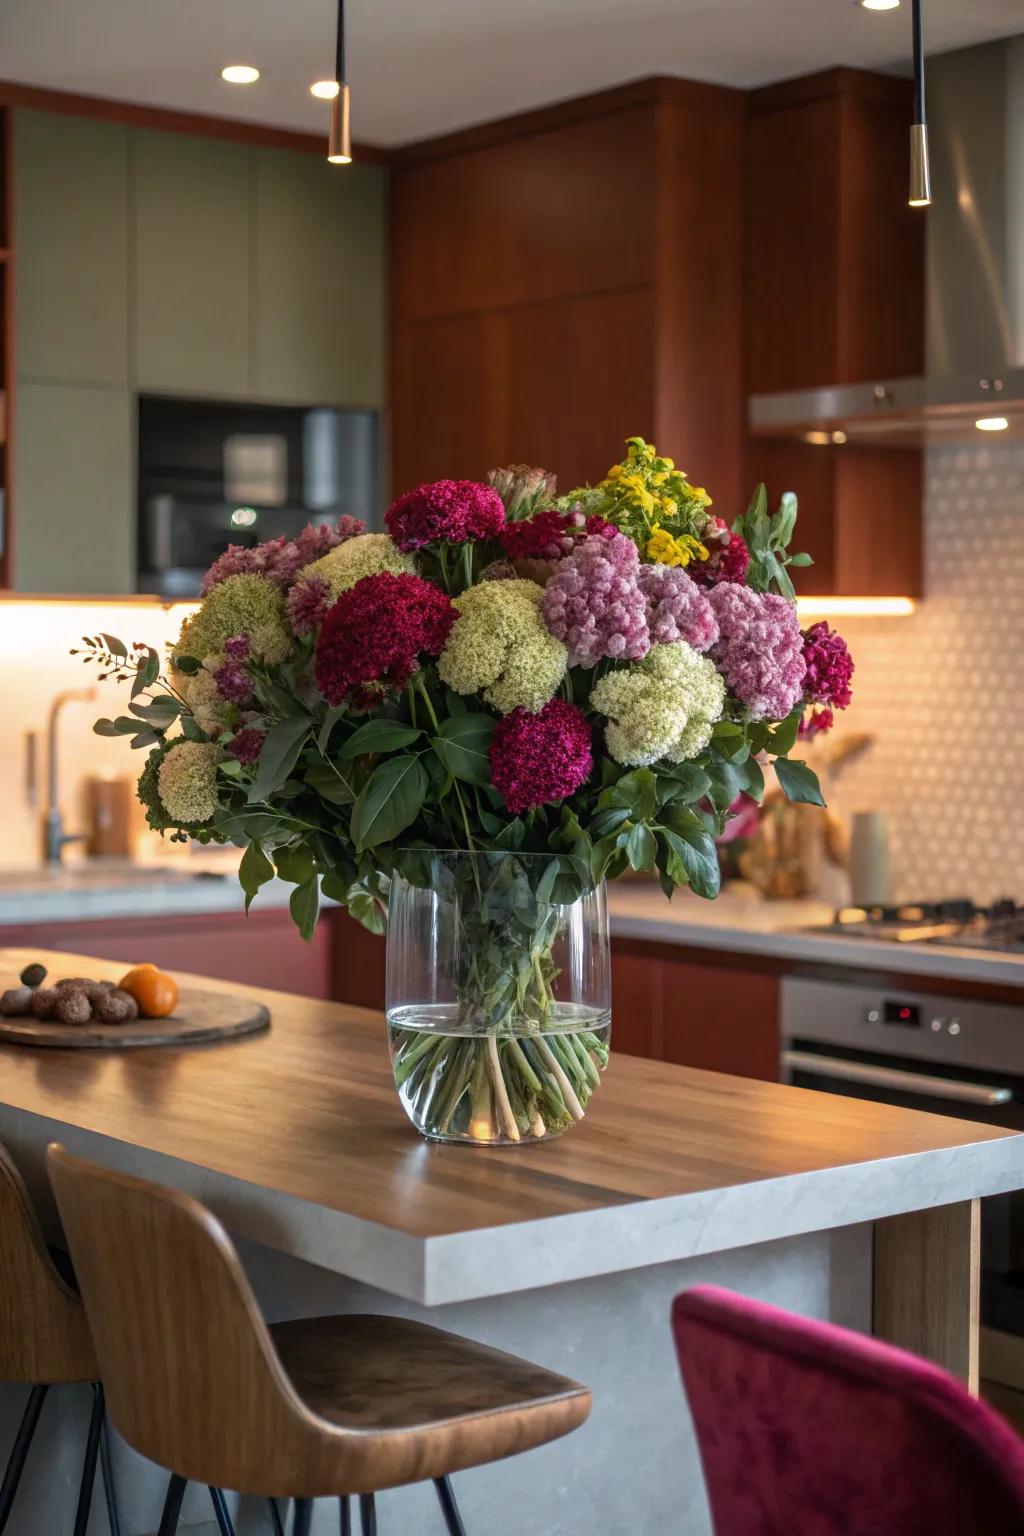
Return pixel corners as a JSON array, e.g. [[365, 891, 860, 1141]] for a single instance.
[[858, 0, 900, 10], [311, 80, 340, 100], [975, 416, 1009, 432], [221, 64, 260, 85]]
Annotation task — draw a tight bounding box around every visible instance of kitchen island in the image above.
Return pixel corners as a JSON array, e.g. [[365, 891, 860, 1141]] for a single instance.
[[0, 948, 1021, 1536]]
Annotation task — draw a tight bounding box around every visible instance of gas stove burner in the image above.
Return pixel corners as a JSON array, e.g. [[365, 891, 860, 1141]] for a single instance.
[[825, 898, 1024, 953]]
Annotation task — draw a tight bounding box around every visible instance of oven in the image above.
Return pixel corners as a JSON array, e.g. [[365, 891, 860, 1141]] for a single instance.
[[781, 975, 1024, 1389]]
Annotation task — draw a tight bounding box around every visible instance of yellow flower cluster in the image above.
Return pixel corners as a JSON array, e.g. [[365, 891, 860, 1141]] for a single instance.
[[176, 574, 292, 666], [157, 741, 220, 825], [438, 578, 568, 714], [646, 527, 709, 568], [302, 532, 414, 599], [589, 642, 726, 767]]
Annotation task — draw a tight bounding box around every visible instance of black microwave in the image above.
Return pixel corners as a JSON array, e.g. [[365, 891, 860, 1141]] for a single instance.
[[137, 394, 379, 597]]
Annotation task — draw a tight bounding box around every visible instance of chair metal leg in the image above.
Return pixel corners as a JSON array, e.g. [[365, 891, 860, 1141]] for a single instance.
[[97, 1388, 121, 1536], [0, 1384, 48, 1534], [208, 1485, 237, 1536], [269, 1497, 287, 1536], [358, 1493, 376, 1536], [339, 1495, 351, 1535], [157, 1473, 187, 1536], [292, 1500, 312, 1536], [434, 1476, 468, 1536], [72, 1382, 105, 1536]]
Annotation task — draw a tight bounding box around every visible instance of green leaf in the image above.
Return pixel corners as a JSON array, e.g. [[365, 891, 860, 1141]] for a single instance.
[[275, 844, 315, 884], [100, 633, 128, 659], [113, 715, 144, 735], [608, 767, 657, 821], [180, 715, 208, 742], [772, 491, 798, 549], [659, 824, 721, 899], [431, 713, 496, 786], [317, 705, 350, 756], [768, 706, 803, 757], [350, 755, 428, 850], [625, 822, 657, 872], [92, 718, 120, 737], [787, 551, 813, 568], [535, 858, 561, 906], [130, 648, 160, 699], [172, 654, 201, 675], [347, 888, 386, 935], [743, 755, 766, 803], [239, 840, 275, 914], [774, 757, 826, 807], [338, 719, 423, 759], [289, 875, 320, 942], [247, 715, 312, 804], [129, 729, 160, 750], [305, 759, 358, 806], [659, 763, 713, 804], [129, 696, 181, 727]]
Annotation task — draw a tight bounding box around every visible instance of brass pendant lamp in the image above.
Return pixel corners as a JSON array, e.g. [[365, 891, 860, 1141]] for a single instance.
[[327, 0, 352, 164], [908, 0, 931, 206]]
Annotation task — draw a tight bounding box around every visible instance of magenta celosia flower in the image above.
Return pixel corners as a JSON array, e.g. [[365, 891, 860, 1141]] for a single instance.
[[690, 516, 751, 587], [286, 575, 332, 637], [540, 530, 650, 668], [801, 622, 854, 710], [227, 727, 266, 765], [708, 584, 806, 720], [499, 510, 580, 562], [637, 565, 719, 651], [211, 634, 253, 705], [385, 480, 506, 551], [314, 572, 455, 708], [201, 518, 365, 596], [799, 706, 835, 739], [489, 698, 593, 814]]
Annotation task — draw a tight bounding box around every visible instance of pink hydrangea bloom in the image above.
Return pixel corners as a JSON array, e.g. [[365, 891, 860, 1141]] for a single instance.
[[286, 575, 332, 637], [489, 699, 593, 814], [708, 584, 806, 720], [637, 565, 719, 651], [385, 480, 506, 551], [200, 517, 365, 595], [801, 622, 854, 709], [540, 530, 650, 668]]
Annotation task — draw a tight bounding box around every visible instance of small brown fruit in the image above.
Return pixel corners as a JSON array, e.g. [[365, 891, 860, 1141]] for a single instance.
[[0, 986, 33, 1016], [54, 988, 92, 1026], [31, 988, 60, 1021], [19, 963, 47, 988], [92, 988, 137, 1025]]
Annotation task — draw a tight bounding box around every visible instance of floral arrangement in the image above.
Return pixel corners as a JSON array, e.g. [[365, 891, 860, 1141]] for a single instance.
[[79, 437, 853, 1141]]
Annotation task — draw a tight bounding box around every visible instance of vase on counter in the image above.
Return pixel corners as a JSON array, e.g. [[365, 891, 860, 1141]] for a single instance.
[[385, 851, 611, 1145]]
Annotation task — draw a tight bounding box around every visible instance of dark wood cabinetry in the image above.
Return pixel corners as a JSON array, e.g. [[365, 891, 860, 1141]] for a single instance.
[[391, 79, 745, 510], [745, 69, 925, 599]]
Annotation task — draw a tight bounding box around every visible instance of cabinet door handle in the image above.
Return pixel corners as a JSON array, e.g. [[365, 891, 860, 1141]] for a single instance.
[[781, 1050, 1013, 1107]]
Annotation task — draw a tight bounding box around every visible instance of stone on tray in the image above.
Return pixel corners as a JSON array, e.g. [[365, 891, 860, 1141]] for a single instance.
[[30, 987, 60, 1020], [0, 985, 33, 1015]]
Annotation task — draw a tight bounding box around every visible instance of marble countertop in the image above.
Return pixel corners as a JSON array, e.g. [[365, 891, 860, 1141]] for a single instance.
[[1, 945, 1021, 1307]]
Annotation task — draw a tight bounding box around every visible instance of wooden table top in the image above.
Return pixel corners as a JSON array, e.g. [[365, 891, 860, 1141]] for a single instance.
[[0, 947, 1021, 1306]]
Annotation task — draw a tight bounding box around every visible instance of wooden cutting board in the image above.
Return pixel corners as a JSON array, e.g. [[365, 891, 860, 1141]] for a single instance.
[[0, 985, 270, 1050]]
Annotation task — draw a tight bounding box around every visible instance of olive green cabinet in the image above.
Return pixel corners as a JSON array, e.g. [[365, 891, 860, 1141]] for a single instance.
[[252, 152, 387, 406], [132, 130, 251, 397], [14, 111, 129, 386]]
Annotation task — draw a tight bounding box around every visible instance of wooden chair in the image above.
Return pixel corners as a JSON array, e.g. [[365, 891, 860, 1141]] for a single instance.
[[47, 1143, 591, 1536], [0, 1139, 119, 1535]]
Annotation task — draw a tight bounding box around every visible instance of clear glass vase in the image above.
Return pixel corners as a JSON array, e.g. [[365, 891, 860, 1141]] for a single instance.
[[385, 850, 611, 1146]]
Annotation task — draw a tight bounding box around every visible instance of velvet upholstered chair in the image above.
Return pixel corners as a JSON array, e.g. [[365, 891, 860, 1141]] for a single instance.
[[672, 1283, 1024, 1536]]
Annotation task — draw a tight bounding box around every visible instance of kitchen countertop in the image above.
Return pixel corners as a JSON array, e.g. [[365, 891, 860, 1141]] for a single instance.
[[1, 945, 1020, 1308]]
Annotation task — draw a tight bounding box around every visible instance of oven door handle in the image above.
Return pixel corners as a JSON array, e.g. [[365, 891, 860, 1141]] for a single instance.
[[782, 1050, 1014, 1106]]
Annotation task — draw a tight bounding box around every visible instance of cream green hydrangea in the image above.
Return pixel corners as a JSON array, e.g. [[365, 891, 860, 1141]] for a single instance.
[[301, 532, 415, 599], [179, 660, 230, 738], [157, 740, 220, 825], [176, 573, 291, 666], [590, 641, 726, 767], [438, 578, 568, 714]]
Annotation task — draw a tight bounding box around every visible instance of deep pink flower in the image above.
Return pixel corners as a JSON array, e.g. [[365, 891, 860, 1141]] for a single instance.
[[799, 706, 835, 739], [287, 575, 332, 637], [227, 727, 266, 765], [708, 584, 806, 720], [489, 699, 593, 814], [636, 565, 719, 651], [540, 530, 650, 667], [385, 480, 506, 551], [499, 510, 580, 562], [690, 517, 751, 587], [314, 572, 455, 708], [200, 538, 288, 595], [802, 622, 854, 709]]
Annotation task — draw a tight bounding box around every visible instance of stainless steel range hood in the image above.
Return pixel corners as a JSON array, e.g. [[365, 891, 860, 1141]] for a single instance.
[[750, 36, 1024, 448]]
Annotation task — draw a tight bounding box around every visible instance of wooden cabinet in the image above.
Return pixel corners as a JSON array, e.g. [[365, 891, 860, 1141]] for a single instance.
[[252, 152, 387, 407], [392, 80, 745, 508], [132, 130, 251, 397], [745, 70, 924, 599], [13, 111, 129, 387], [330, 910, 386, 1011]]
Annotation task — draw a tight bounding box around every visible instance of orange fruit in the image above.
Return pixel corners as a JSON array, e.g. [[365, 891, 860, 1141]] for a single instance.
[[118, 966, 179, 1019]]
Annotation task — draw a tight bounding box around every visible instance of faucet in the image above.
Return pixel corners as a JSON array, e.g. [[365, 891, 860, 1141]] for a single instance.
[[44, 688, 97, 865]]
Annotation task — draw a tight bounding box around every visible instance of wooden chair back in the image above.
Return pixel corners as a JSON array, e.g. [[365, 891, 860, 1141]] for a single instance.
[[47, 1143, 329, 1493], [0, 1139, 96, 1383]]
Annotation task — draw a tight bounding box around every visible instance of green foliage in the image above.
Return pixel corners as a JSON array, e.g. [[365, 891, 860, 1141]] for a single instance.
[[733, 485, 813, 601]]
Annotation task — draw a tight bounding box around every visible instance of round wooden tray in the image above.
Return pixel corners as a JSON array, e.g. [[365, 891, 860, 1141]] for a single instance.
[[0, 986, 270, 1050]]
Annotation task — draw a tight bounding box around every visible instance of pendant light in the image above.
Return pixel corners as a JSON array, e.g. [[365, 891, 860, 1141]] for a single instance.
[[327, 0, 352, 164], [908, 0, 931, 206]]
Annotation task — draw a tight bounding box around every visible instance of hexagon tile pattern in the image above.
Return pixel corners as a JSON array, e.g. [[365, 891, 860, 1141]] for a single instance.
[[821, 442, 1024, 904]]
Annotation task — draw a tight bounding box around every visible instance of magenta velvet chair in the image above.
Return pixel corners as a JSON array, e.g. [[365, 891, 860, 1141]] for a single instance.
[[672, 1284, 1024, 1536]]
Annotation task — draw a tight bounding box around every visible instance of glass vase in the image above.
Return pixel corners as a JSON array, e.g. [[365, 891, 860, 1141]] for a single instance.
[[385, 850, 611, 1146]]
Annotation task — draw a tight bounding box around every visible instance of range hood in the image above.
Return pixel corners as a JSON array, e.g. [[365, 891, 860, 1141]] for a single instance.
[[750, 37, 1024, 447]]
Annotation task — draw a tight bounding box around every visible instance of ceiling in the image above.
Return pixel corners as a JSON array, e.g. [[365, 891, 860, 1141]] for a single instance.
[[1, 0, 1020, 148]]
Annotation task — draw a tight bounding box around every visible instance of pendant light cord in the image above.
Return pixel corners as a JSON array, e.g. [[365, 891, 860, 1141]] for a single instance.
[[335, 0, 346, 87], [912, 0, 925, 126]]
